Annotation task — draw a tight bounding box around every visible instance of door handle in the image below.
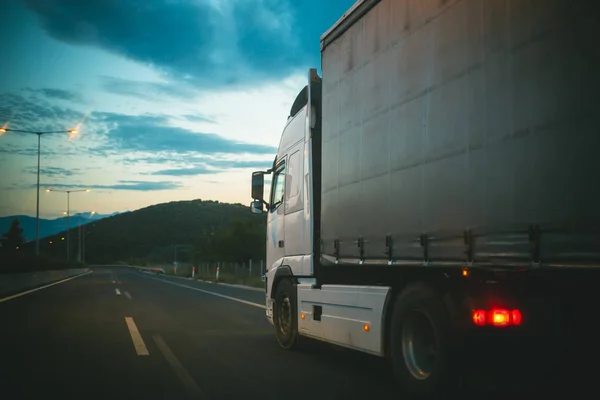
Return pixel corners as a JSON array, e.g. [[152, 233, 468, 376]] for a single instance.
[[278, 240, 285, 248]]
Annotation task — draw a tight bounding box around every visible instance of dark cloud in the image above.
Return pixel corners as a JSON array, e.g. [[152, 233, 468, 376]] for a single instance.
[[91, 112, 276, 155], [23, 88, 84, 102], [23, 166, 79, 176], [22, 0, 356, 88], [1, 93, 275, 159], [0, 92, 83, 133], [0, 144, 40, 156]]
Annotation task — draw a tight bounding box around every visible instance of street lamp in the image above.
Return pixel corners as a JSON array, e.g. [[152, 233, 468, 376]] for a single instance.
[[46, 188, 89, 261], [0, 127, 78, 256]]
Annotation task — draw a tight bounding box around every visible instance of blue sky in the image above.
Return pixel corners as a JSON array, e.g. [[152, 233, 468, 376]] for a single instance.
[[0, 0, 355, 218]]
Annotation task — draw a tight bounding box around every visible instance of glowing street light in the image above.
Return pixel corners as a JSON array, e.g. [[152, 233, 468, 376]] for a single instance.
[[0, 127, 79, 256], [47, 188, 90, 261]]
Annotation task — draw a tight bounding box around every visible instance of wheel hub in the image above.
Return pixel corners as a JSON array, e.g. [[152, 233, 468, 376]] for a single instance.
[[278, 296, 292, 335], [401, 311, 437, 380]]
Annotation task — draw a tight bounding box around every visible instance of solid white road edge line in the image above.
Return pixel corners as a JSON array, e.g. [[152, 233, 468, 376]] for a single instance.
[[124, 291, 132, 299], [0, 271, 93, 304], [125, 317, 149, 356], [153, 334, 204, 398], [149, 276, 266, 309]]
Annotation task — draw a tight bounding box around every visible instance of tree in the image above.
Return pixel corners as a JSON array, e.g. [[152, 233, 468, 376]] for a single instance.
[[2, 218, 25, 251]]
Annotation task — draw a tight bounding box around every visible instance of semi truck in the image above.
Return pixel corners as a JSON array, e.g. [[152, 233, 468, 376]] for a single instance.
[[250, 0, 600, 393]]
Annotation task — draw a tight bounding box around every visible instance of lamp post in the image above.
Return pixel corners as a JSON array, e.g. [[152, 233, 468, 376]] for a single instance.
[[46, 188, 89, 261], [0, 127, 77, 256]]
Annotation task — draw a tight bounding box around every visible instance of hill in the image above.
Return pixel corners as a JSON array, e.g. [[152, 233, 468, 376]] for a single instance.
[[0, 212, 121, 242], [22, 199, 266, 265]]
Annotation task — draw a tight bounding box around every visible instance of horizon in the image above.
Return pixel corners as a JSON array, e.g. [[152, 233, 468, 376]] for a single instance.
[[0, 0, 356, 219]]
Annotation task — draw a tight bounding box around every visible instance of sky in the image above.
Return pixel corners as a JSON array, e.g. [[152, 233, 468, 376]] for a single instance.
[[0, 0, 355, 218]]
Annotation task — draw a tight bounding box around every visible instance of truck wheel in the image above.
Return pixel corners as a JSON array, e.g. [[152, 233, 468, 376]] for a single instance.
[[389, 284, 457, 395], [273, 279, 299, 350]]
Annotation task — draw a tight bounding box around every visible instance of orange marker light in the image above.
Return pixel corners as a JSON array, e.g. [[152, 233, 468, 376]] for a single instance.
[[473, 309, 522, 327], [363, 324, 370, 332], [491, 309, 510, 326], [462, 268, 469, 277], [301, 313, 305, 319]]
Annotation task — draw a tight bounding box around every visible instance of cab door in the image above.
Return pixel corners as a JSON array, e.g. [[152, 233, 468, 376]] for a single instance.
[[266, 159, 286, 269]]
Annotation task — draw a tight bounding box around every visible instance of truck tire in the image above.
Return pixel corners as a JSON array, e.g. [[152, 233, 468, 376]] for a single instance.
[[389, 283, 458, 395], [273, 278, 299, 350]]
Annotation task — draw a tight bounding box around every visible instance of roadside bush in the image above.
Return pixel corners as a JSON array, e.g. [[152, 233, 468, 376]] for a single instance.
[[0, 252, 85, 274]]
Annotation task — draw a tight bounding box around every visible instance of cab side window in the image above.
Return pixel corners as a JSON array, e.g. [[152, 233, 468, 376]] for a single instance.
[[285, 150, 303, 214], [270, 162, 286, 212]]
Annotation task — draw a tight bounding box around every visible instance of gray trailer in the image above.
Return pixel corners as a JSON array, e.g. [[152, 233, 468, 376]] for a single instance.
[[320, 0, 600, 269], [251, 0, 600, 394]]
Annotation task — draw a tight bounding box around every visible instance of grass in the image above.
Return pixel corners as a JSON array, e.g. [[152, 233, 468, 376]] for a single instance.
[[194, 273, 264, 289], [138, 264, 265, 289]]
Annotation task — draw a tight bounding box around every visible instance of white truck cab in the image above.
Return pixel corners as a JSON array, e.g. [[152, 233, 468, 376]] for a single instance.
[[251, 70, 321, 324]]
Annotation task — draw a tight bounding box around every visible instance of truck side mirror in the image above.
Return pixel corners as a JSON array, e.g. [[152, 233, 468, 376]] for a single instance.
[[251, 172, 265, 201], [250, 200, 264, 214]]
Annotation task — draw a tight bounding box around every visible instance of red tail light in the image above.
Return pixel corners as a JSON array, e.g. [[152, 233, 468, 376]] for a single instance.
[[472, 310, 487, 326], [511, 309, 522, 325], [472, 308, 522, 327]]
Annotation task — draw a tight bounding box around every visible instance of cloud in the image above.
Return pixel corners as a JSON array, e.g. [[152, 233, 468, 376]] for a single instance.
[[0, 144, 40, 156], [0, 92, 84, 132], [22, 0, 356, 88], [148, 160, 272, 176], [182, 114, 216, 124], [148, 166, 217, 176], [23, 166, 79, 176], [42, 180, 182, 191], [99, 76, 198, 101], [95, 180, 182, 191], [23, 88, 84, 102], [91, 112, 276, 155], [211, 160, 273, 170]]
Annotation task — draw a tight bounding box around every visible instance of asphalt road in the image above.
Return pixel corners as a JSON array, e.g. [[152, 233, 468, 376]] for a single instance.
[[0, 266, 398, 400], [0, 266, 591, 399]]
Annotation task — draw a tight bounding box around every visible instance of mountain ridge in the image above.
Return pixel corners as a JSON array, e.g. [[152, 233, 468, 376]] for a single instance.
[[0, 212, 125, 241], [16, 199, 266, 264]]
